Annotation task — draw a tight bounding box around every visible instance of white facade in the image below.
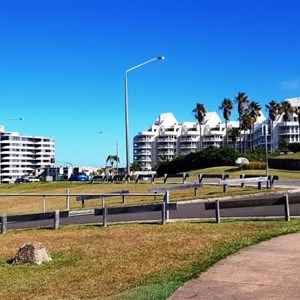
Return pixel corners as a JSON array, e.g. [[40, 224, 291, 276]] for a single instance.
[[0, 126, 55, 183], [133, 112, 227, 170], [133, 97, 300, 170], [255, 97, 300, 150]]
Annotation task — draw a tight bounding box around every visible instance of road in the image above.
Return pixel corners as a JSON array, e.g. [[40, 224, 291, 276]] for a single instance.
[[6, 187, 300, 232]]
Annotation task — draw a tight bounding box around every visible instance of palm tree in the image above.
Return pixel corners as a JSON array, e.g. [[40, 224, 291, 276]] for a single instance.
[[248, 101, 262, 151], [192, 103, 207, 151], [265, 100, 280, 152], [235, 92, 249, 152], [219, 98, 233, 146], [240, 112, 252, 152], [280, 100, 294, 150], [106, 155, 119, 174], [294, 106, 300, 142], [228, 127, 240, 150]]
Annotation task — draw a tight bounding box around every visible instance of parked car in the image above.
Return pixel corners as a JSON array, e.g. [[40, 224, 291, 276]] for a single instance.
[[68, 172, 89, 181], [15, 176, 39, 183], [15, 177, 30, 183]]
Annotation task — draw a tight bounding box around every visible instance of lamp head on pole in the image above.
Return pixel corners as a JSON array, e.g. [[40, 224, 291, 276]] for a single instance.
[[157, 56, 165, 60]]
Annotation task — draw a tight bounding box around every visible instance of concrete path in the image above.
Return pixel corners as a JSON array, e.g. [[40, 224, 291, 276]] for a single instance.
[[168, 232, 300, 300]]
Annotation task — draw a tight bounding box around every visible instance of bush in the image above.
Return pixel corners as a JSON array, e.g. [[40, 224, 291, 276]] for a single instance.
[[238, 161, 266, 170], [288, 143, 300, 153], [155, 146, 239, 176]]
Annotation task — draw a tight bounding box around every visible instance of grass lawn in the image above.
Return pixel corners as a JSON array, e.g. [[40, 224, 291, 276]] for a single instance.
[[1, 219, 300, 299], [0, 175, 295, 215], [0, 167, 300, 299]]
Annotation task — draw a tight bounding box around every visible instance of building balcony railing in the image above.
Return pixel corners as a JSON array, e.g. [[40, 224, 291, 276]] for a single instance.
[[135, 157, 152, 162], [180, 137, 198, 142], [134, 145, 151, 149], [134, 152, 152, 156], [180, 145, 197, 149], [134, 138, 153, 142], [157, 137, 177, 142]]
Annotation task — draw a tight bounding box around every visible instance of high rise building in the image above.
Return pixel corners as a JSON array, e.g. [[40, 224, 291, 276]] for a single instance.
[[0, 126, 55, 183]]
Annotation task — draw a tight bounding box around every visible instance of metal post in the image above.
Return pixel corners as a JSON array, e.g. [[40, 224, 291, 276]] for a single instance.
[[1, 215, 7, 234], [284, 194, 290, 221], [264, 125, 269, 177], [215, 200, 220, 223], [42, 195, 46, 213], [54, 210, 59, 229], [125, 72, 130, 177], [125, 56, 165, 177], [66, 189, 70, 210], [103, 207, 107, 227], [164, 191, 170, 222], [161, 201, 166, 225]]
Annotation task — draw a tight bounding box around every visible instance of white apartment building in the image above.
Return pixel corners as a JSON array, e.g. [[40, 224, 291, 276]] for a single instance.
[[133, 112, 226, 170], [254, 97, 300, 151], [133, 97, 300, 171], [0, 126, 55, 183]]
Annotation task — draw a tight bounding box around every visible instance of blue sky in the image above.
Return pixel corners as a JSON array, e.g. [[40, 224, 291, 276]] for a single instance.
[[1, 0, 300, 167]]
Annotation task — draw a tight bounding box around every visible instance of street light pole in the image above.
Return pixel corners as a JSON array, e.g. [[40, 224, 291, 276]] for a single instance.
[[125, 56, 165, 176], [263, 124, 269, 177]]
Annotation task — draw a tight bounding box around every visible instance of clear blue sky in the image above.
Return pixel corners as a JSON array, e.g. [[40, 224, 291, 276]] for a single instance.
[[1, 0, 300, 167]]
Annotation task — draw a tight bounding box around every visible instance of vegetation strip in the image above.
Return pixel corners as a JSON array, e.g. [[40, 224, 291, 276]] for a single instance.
[[1, 220, 300, 299]]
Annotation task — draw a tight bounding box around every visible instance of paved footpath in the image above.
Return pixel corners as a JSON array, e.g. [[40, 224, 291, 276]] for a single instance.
[[168, 232, 300, 300]]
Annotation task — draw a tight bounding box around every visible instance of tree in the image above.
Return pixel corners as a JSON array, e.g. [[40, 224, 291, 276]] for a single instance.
[[240, 111, 252, 153], [131, 162, 142, 172], [235, 92, 249, 152], [265, 100, 280, 152], [248, 101, 262, 151], [280, 100, 294, 149], [228, 127, 240, 150], [219, 98, 233, 146], [106, 155, 119, 174], [192, 103, 207, 151]]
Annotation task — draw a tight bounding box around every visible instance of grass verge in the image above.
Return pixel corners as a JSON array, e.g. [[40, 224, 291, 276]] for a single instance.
[[0, 219, 300, 299]]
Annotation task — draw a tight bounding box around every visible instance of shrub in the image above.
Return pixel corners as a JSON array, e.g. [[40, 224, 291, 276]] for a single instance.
[[239, 161, 266, 170], [288, 143, 300, 153], [155, 146, 239, 176]]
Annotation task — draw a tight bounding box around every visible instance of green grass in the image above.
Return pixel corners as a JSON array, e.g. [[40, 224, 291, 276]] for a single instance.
[[1, 219, 300, 299], [273, 152, 300, 159], [188, 166, 300, 180], [0, 169, 300, 299]]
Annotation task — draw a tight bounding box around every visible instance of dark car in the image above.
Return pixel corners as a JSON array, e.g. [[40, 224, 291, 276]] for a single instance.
[[15, 177, 30, 183]]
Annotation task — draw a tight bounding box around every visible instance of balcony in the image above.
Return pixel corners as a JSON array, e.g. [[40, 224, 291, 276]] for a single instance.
[[134, 144, 151, 149], [180, 137, 198, 142]]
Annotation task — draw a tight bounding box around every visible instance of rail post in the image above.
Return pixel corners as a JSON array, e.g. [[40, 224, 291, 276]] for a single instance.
[[1, 215, 7, 234], [164, 191, 170, 222], [215, 200, 220, 223], [54, 210, 60, 229], [284, 194, 290, 221], [161, 201, 166, 225], [66, 189, 70, 210], [42, 195, 46, 213], [103, 207, 107, 227]]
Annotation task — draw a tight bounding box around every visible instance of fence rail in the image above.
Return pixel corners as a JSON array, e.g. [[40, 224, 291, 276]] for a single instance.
[[0, 191, 169, 233], [0, 191, 165, 213], [204, 190, 300, 223]]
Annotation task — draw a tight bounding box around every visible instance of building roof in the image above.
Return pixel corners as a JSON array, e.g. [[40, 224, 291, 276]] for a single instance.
[[285, 97, 300, 107]]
